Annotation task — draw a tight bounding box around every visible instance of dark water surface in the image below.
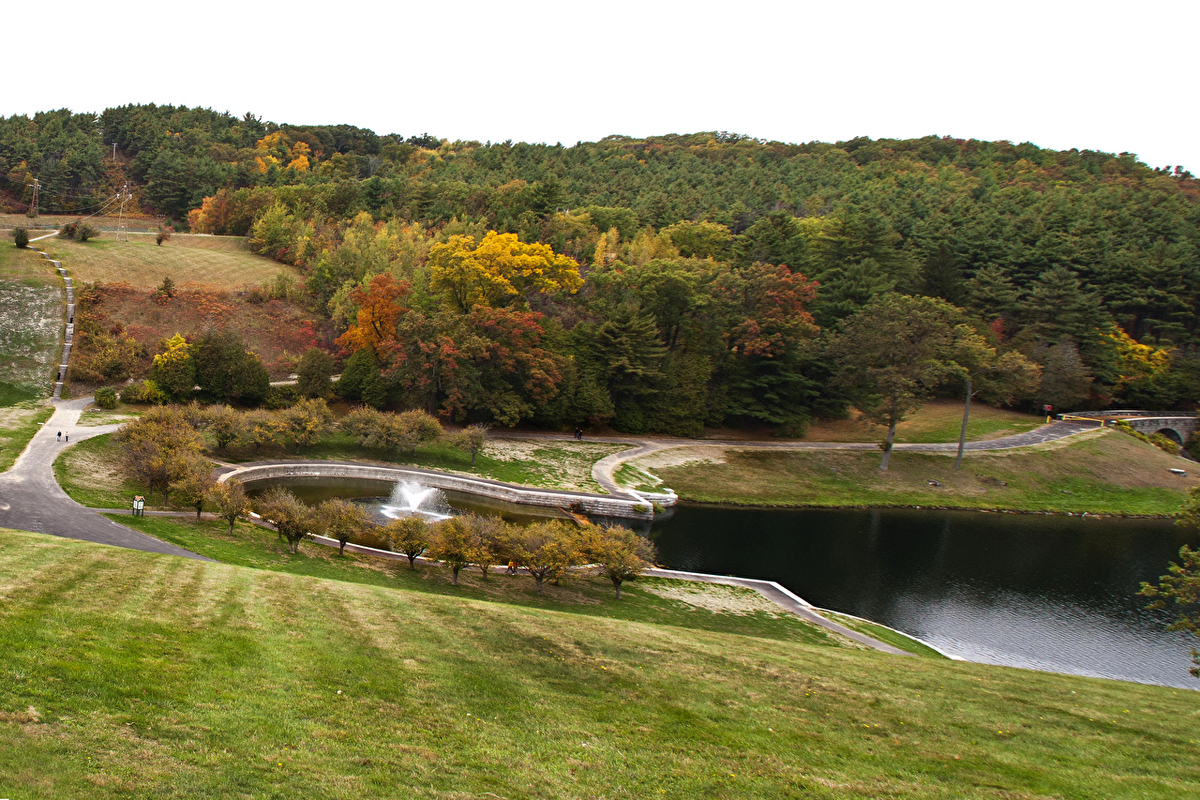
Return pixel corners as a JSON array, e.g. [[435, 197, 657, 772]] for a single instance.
[[650, 505, 1200, 689]]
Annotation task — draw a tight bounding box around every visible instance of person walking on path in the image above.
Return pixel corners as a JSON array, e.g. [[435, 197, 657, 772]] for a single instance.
[[64, 432, 69, 443], [56, 431, 61, 442]]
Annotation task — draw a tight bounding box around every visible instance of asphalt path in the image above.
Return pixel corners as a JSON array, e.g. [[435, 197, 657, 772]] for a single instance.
[[0, 397, 209, 560]]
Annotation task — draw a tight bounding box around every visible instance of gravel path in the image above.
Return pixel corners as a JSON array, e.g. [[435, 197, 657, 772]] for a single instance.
[[0, 397, 209, 560]]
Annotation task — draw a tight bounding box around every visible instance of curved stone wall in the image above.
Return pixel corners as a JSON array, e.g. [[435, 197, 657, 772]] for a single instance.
[[220, 461, 677, 520]]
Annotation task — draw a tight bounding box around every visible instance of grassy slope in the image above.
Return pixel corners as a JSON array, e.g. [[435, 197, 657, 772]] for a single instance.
[[103, 513, 839, 645], [644, 430, 1199, 515], [802, 400, 1044, 444], [37, 235, 293, 288], [0, 244, 61, 405], [0, 406, 53, 471], [1, 528, 1197, 799]]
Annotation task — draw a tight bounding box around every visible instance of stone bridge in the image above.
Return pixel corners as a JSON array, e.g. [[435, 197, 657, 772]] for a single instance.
[[1062, 410, 1199, 446]]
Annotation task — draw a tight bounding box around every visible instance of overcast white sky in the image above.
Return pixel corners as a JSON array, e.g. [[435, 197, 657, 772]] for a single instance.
[[9, 0, 1198, 170]]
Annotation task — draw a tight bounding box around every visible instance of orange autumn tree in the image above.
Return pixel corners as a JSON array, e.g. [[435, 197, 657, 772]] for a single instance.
[[335, 274, 411, 353], [429, 231, 583, 312]]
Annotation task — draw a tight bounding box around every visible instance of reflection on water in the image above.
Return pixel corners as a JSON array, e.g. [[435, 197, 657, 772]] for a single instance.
[[649, 506, 1200, 689]]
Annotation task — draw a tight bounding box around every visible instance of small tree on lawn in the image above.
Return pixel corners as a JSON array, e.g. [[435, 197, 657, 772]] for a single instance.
[[207, 478, 251, 535], [277, 398, 333, 453], [156, 225, 173, 246], [505, 520, 583, 596], [392, 410, 444, 455], [170, 457, 217, 519], [447, 423, 490, 466], [204, 404, 242, 452], [238, 409, 281, 452], [316, 498, 370, 556], [462, 513, 506, 579], [11, 227, 29, 248], [427, 517, 473, 585], [379, 515, 430, 569], [583, 524, 657, 599], [255, 487, 313, 554]]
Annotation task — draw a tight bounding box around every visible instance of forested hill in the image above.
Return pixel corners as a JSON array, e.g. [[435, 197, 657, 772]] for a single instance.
[[3, 105, 1199, 434]]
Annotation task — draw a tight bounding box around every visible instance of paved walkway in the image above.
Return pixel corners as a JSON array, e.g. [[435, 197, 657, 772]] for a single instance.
[[0, 397, 209, 561]]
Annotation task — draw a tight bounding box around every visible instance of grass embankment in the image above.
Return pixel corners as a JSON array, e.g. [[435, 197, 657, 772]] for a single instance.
[[640, 429, 1199, 515], [1, 528, 1197, 798], [0, 244, 61, 405], [36, 235, 292, 288], [801, 400, 1043, 444], [0, 405, 53, 472], [101, 513, 837, 645]]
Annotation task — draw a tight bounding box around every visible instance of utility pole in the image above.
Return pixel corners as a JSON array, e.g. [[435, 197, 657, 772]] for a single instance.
[[116, 183, 129, 242], [111, 142, 117, 160], [29, 178, 39, 220]]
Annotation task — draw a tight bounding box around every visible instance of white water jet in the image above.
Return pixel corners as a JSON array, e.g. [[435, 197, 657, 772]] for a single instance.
[[379, 480, 452, 521]]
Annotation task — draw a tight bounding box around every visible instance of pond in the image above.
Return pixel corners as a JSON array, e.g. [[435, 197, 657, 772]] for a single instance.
[[651, 505, 1200, 689], [249, 476, 1200, 689]]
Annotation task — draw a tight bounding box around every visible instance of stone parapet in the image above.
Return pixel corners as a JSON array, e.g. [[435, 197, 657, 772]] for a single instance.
[[220, 461, 675, 519]]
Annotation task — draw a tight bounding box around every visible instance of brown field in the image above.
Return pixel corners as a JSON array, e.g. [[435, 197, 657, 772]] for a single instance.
[[33, 236, 292, 288], [69, 283, 327, 386]]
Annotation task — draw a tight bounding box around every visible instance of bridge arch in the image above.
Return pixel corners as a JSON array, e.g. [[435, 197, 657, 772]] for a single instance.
[[1154, 428, 1184, 446]]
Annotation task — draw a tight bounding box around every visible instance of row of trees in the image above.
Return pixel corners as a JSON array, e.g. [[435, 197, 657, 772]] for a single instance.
[[115, 402, 485, 493], [259, 499, 656, 598]]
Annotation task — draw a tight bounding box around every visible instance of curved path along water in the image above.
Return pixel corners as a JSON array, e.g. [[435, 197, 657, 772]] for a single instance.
[[0, 397, 209, 561]]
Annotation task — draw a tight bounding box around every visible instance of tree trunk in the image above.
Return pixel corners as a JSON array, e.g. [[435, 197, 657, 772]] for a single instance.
[[407, 554, 417, 570], [228, 518, 236, 535], [955, 378, 972, 471], [195, 503, 203, 520], [289, 537, 300, 554], [339, 539, 347, 556], [451, 565, 460, 585], [613, 577, 623, 600], [470, 450, 477, 466], [879, 416, 899, 471], [535, 575, 544, 595]]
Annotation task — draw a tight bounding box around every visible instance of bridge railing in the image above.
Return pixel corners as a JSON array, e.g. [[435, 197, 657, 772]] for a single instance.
[[1061, 410, 1199, 419]]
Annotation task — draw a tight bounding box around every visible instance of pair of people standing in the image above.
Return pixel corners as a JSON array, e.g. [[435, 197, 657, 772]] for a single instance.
[[56, 431, 69, 443]]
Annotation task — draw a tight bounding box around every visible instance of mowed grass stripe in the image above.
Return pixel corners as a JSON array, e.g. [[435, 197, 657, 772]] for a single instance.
[[38, 237, 293, 289], [0, 529, 1197, 798]]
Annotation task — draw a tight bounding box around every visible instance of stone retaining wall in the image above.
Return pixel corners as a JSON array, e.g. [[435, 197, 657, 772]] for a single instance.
[[221, 462, 676, 520]]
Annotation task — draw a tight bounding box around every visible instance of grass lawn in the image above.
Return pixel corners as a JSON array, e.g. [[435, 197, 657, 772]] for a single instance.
[[640, 430, 1199, 515], [53, 434, 144, 510], [1, 528, 1197, 798], [37, 235, 294, 288], [803, 399, 1044, 444], [0, 405, 53, 472]]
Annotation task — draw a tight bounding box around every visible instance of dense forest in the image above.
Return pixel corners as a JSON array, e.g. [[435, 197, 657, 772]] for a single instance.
[[3, 105, 1199, 436]]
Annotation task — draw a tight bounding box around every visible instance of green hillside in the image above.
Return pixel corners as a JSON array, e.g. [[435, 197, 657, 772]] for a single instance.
[[1, 528, 1197, 798]]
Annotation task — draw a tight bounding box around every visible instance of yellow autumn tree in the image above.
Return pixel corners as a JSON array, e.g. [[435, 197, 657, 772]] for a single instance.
[[428, 231, 582, 312]]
